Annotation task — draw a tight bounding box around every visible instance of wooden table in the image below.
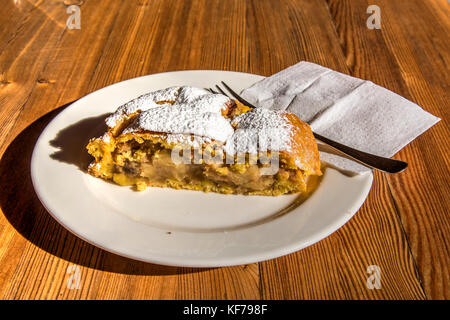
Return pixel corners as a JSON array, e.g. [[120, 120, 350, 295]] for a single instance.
[[0, 0, 448, 300]]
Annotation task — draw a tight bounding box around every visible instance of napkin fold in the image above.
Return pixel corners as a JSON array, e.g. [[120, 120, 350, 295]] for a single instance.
[[241, 61, 441, 173]]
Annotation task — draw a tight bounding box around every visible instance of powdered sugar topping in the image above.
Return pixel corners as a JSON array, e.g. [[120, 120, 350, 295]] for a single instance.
[[224, 108, 293, 154], [106, 86, 293, 154], [105, 86, 181, 128], [119, 86, 233, 142], [124, 107, 234, 142]]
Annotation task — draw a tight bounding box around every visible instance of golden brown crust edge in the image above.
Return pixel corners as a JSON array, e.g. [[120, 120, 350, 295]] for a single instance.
[[282, 112, 322, 176]]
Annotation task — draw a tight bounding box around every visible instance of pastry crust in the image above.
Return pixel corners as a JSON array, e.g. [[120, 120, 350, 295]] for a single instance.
[[87, 86, 321, 195]]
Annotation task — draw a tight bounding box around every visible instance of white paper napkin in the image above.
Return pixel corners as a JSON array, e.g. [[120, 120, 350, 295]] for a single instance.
[[241, 61, 441, 173]]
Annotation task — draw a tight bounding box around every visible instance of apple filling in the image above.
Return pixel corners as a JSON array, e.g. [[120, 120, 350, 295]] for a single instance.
[[105, 139, 309, 195]]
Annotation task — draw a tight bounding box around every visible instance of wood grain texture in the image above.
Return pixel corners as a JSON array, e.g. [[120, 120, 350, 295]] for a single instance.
[[327, 0, 449, 300], [0, 0, 447, 299]]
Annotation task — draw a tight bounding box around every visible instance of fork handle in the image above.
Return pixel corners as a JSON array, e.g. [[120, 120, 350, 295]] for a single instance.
[[313, 132, 407, 173]]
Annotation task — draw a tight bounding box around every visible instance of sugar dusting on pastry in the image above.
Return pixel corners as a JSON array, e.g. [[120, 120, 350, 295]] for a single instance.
[[120, 86, 234, 142], [124, 107, 234, 142], [105, 86, 181, 128], [100, 132, 112, 143], [225, 107, 293, 154], [105, 86, 294, 154]]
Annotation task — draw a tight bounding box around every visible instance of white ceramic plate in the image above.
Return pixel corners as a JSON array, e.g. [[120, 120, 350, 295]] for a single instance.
[[31, 70, 373, 267]]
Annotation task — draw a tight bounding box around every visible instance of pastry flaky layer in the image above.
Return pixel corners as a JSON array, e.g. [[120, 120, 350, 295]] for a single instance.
[[86, 86, 321, 195]]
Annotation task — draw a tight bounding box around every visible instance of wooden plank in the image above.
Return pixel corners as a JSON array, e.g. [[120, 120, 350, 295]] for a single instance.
[[0, 0, 70, 154], [0, 0, 260, 300], [254, 0, 424, 299], [326, 0, 449, 299]]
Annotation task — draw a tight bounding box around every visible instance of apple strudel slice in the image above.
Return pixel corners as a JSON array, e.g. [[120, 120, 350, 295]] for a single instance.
[[86, 86, 321, 195]]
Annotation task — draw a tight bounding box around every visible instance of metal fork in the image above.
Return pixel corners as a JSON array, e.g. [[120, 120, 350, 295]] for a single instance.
[[207, 81, 408, 173]]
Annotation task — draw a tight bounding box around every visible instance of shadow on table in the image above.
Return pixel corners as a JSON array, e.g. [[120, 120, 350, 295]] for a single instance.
[[0, 102, 211, 276]]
